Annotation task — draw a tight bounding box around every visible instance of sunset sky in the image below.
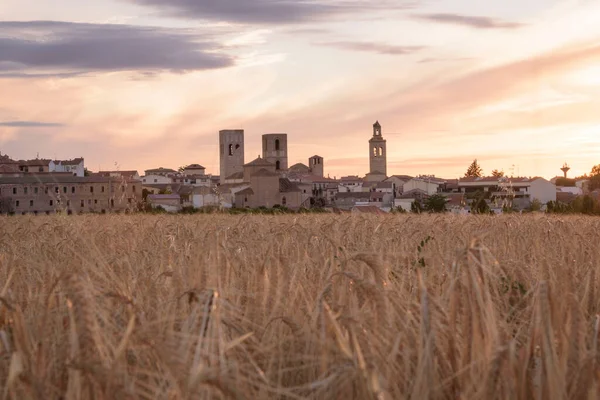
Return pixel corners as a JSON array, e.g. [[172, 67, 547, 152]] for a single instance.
[[1, 0, 600, 179]]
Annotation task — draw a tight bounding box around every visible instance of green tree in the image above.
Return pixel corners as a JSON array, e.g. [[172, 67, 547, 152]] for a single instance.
[[590, 164, 600, 191], [84, 168, 91, 177], [465, 159, 483, 178], [491, 169, 504, 177], [528, 199, 542, 212], [555, 177, 576, 187], [411, 200, 423, 214], [424, 194, 447, 213], [178, 166, 186, 173], [472, 197, 490, 214]]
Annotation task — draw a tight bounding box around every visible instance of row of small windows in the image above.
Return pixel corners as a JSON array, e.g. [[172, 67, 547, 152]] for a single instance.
[[7, 185, 136, 195], [13, 198, 133, 209]]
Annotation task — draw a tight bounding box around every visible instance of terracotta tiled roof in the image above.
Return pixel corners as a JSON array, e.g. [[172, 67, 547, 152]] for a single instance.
[[54, 158, 83, 166], [251, 168, 279, 177], [17, 159, 51, 166], [244, 157, 274, 167], [340, 175, 363, 182], [279, 178, 301, 193], [289, 163, 310, 172], [237, 187, 254, 196], [225, 171, 244, 180], [385, 175, 413, 181], [0, 164, 19, 173], [185, 164, 205, 169], [145, 167, 177, 174], [214, 183, 249, 194]]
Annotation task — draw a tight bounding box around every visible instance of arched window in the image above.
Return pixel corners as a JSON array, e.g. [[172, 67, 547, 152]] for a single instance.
[[275, 139, 280, 151], [282, 196, 287, 206], [228, 144, 233, 156], [276, 160, 281, 170], [373, 147, 377, 157], [378, 147, 383, 157]]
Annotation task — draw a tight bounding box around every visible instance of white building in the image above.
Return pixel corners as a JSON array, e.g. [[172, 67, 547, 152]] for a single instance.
[[458, 176, 556, 206], [183, 164, 206, 176], [192, 186, 220, 208], [403, 178, 440, 195], [141, 174, 173, 184], [50, 158, 85, 177], [338, 176, 364, 193], [529, 177, 557, 204]]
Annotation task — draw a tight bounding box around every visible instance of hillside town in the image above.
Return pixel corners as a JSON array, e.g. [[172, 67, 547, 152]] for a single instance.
[[0, 121, 598, 215]]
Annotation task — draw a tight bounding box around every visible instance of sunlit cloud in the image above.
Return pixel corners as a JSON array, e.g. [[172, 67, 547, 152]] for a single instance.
[[412, 13, 525, 29]]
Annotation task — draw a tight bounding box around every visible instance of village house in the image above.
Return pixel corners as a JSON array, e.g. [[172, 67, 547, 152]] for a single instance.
[[147, 194, 181, 213], [338, 176, 364, 193], [182, 164, 206, 176], [50, 158, 85, 177], [383, 175, 413, 196], [394, 189, 430, 212], [334, 191, 393, 210], [403, 177, 442, 195], [142, 174, 173, 184], [458, 176, 556, 208]]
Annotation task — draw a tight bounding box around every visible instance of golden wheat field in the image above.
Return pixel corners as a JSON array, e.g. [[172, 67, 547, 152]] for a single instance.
[[0, 213, 600, 399]]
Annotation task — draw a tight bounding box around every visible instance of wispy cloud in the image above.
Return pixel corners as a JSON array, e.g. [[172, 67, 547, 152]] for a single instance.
[[413, 13, 525, 29], [0, 121, 64, 127], [124, 0, 414, 24], [418, 57, 474, 64], [316, 41, 425, 55], [0, 21, 234, 75]]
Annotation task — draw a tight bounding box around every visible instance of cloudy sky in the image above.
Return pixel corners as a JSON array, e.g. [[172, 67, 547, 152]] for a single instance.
[[1, 0, 599, 179]]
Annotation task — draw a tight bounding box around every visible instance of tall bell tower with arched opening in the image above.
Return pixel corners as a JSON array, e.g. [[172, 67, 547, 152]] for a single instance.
[[369, 121, 387, 176], [262, 134, 288, 172]]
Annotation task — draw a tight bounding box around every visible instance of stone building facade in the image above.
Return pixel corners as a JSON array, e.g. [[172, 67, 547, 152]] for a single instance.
[[219, 129, 245, 184], [0, 174, 140, 215], [262, 134, 288, 172], [369, 121, 387, 177], [309, 155, 324, 177]]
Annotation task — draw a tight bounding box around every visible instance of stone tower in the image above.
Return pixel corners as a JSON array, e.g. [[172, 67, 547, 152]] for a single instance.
[[369, 121, 387, 176], [219, 129, 245, 184], [309, 155, 324, 177], [262, 134, 288, 171]]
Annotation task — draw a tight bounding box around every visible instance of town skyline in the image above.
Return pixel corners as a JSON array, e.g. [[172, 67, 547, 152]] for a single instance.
[[1, 0, 600, 179], [0, 122, 594, 181]]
